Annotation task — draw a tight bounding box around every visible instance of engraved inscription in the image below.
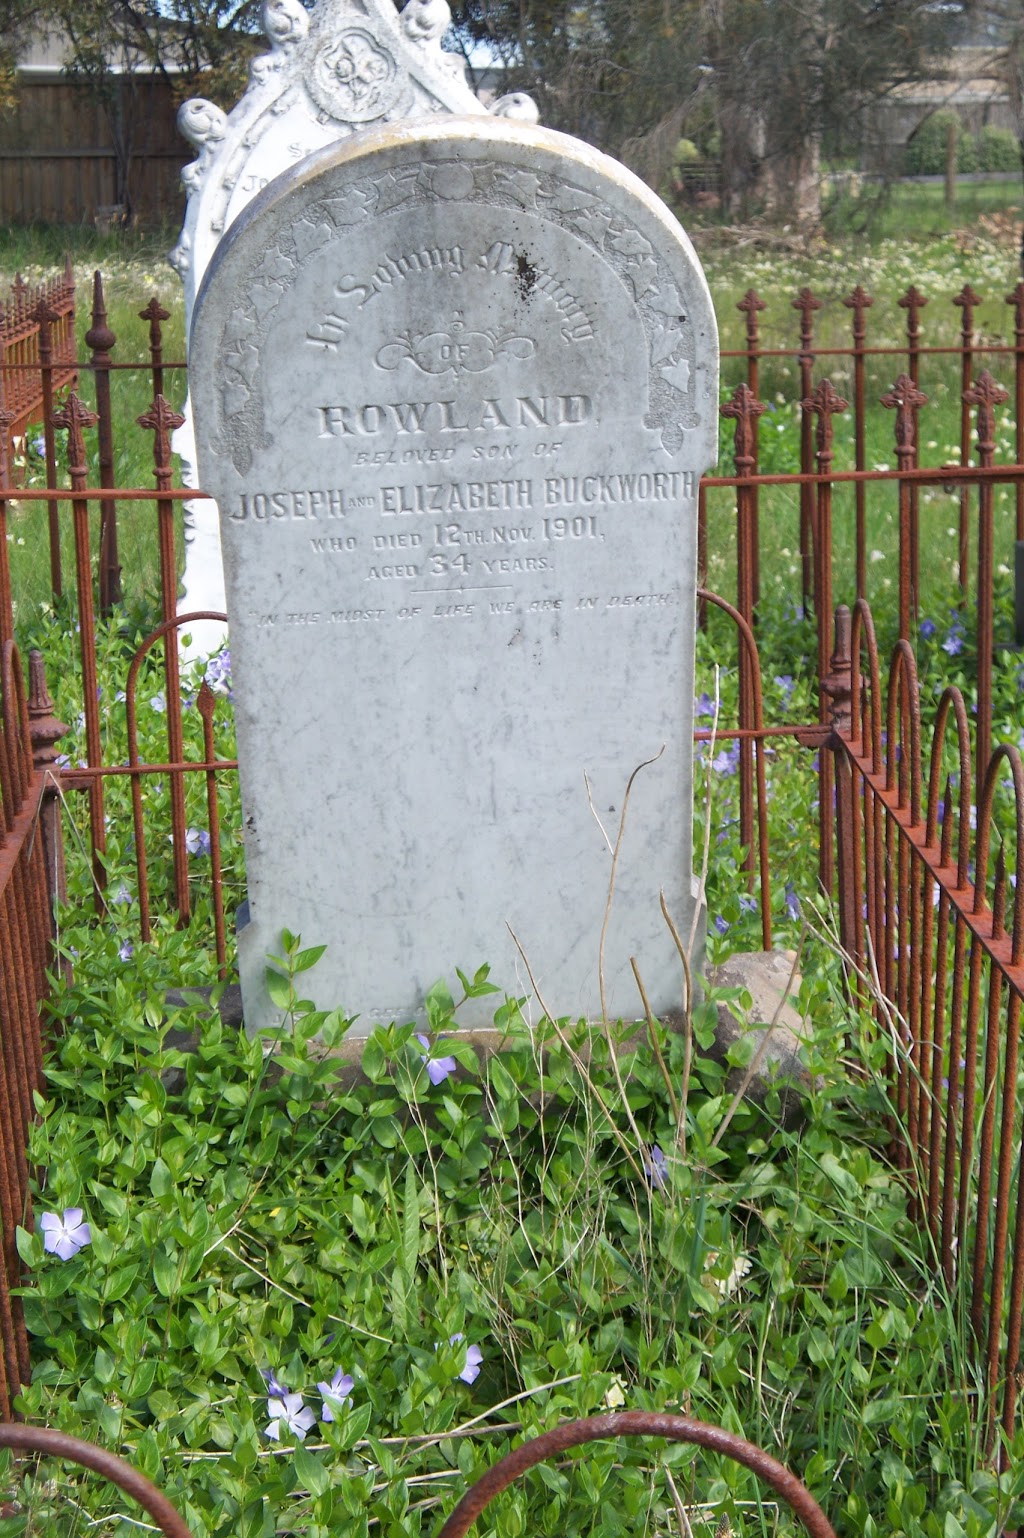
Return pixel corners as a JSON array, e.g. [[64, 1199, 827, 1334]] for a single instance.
[[233, 488, 349, 520], [317, 396, 591, 438]]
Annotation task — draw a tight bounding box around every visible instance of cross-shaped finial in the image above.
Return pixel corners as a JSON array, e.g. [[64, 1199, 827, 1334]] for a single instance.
[[963, 370, 1010, 460], [802, 378, 848, 462], [843, 285, 873, 342], [880, 374, 928, 464], [138, 395, 186, 471], [53, 393, 99, 478], [720, 383, 767, 475]]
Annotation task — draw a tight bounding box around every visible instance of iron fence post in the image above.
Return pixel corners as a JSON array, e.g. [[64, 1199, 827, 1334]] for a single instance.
[[27, 649, 68, 938]]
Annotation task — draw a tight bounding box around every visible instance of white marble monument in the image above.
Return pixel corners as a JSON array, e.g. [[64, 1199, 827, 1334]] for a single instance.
[[189, 116, 718, 1032], [171, 0, 535, 657]]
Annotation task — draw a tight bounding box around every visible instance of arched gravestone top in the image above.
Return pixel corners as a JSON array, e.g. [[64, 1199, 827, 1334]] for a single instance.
[[190, 116, 718, 1034]]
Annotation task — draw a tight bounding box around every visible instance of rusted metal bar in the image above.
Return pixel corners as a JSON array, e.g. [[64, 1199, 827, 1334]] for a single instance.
[[0, 1425, 193, 1538], [140, 297, 171, 401], [436, 1413, 838, 1538], [737, 289, 766, 610], [899, 286, 928, 623], [27, 649, 68, 937], [124, 612, 230, 944], [52, 392, 106, 906], [954, 285, 982, 600], [0, 379, 15, 651], [87, 272, 121, 615], [880, 375, 927, 643], [198, 682, 229, 973], [793, 288, 821, 613], [1006, 281, 1024, 544], [698, 588, 773, 948], [843, 286, 873, 601], [720, 384, 766, 883], [804, 380, 847, 894], [138, 396, 190, 920], [964, 370, 1009, 777], [33, 299, 63, 600]]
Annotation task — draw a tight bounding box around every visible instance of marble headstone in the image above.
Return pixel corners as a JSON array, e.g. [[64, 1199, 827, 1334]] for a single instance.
[[170, 0, 535, 658], [190, 116, 718, 1033]]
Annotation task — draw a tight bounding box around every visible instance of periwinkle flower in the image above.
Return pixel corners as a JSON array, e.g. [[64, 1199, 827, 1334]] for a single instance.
[[149, 691, 166, 713], [448, 1334, 483, 1384], [118, 940, 134, 962], [784, 883, 801, 921], [643, 1145, 668, 1188], [260, 1368, 289, 1398], [39, 1208, 91, 1260], [920, 617, 937, 640], [713, 915, 729, 935], [112, 882, 132, 905], [317, 1367, 354, 1421], [185, 827, 211, 857], [265, 1392, 317, 1441], [774, 673, 795, 704], [30, 435, 45, 457], [712, 741, 740, 774], [416, 1033, 457, 1085], [695, 692, 715, 719]]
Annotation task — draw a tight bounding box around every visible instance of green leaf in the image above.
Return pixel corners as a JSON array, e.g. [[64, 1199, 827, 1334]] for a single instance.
[[152, 1242, 179, 1298], [402, 1161, 419, 1281], [294, 1443, 330, 1497], [150, 1157, 173, 1198], [292, 944, 327, 974], [266, 968, 293, 1009], [425, 977, 455, 1029]]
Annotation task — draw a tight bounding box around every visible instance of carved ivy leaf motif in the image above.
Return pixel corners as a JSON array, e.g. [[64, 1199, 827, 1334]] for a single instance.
[[660, 357, 691, 394], [650, 323, 683, 365], [373, 170, 422, 213], [661, 420, 686, 454], [254, 247, 296, 281], [608, 227, 652, 258], [648, 283, 686, 320], [222, 380, 250, 417], [226, 340, 261, 385], [292, 220, 334, 259], [249, 283, 283, 320], [320, 186, 377, 224], [492, 168, 542, 206], [567, 206, 614, 245], [224, 307, 256, 344], [624, 256, 658, 302]]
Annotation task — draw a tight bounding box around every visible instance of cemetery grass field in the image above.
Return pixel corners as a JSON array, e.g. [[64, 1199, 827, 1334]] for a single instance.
[[3, 216, 1024, 1534]]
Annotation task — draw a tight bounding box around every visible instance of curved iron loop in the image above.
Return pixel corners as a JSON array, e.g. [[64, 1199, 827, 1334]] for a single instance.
[[435, 1412, 837, 1538], [0, 1423, 193, 1538]]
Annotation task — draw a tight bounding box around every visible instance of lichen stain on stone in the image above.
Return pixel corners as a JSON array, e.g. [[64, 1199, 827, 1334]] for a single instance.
[[514, 251, 537, 301]]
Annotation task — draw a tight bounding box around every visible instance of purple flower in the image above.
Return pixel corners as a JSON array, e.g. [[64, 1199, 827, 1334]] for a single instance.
[[713, 914, 729, 935], [30, 435, 45, 457], [265, 1393, 317, 1441], [39, 1208, 91, 1260], [149, 691, 166, 713], [712, 741, 740, 774], [317, 1367, 353, 1421], [784, 883, 801, 921], [260, 1368, 289, 1398], [739, 894, 758, 915], [448, 1334, 483, 1384], [112, 882, 132, 905], [416, 1033, 458, 1085], [55, 753, 71, 770], [205, 649, 233, 699], [774, 674, 795, 703], [920, 617, 937, 639], [185, 827, 211, 857], [118, 940, 134, 962], [942, 631, 963, 657], [643, 1145, 668, 1188], [695, 692, 715, 718]]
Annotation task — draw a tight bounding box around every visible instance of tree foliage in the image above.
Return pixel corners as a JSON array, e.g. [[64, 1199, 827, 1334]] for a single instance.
[[451, 0, 963, 225]]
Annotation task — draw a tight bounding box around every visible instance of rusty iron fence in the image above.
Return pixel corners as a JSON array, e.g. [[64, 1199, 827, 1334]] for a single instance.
[[0, 264, 76, 471], [827, 597, 1024, 1469], [1, 265, 1024, 1460], [0, 1412, 836, 1538], [0, 638, 64, 1422]]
